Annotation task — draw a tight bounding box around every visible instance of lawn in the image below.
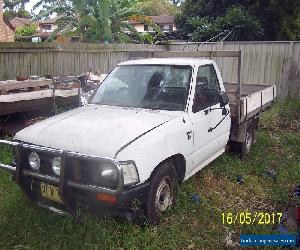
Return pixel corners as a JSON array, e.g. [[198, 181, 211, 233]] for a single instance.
[[0, 99, 299, 250]]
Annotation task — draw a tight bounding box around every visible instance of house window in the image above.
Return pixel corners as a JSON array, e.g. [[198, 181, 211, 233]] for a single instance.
[[162, 25, 170, 32], [169, 25, 173, 31], [144, 25, 148, 31], [71, 36, 80, 43], [43, 25, 52, 31]]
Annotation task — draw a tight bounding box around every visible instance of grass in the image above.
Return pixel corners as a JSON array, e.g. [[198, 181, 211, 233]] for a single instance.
[[0, 99, 299, 250]]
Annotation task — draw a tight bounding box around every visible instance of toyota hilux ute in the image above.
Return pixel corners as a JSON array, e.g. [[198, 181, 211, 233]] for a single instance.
[[0, 51, 276, 224]]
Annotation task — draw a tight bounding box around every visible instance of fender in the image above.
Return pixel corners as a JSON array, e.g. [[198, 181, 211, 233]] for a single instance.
[[114, 120, 172, 159], [116, 115, 194, 183]]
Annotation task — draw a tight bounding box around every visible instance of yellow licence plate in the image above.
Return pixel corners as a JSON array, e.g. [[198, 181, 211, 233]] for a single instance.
[[40, 182, 63, 204]]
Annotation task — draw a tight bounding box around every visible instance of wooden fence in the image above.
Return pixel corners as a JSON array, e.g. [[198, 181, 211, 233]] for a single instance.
[[168, 41, 300, 98], [0, 43, 165, 80], [0, 41, 299, 98]]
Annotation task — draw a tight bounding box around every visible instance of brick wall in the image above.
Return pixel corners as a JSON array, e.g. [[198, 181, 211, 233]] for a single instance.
[[0, 0, 14, 42]]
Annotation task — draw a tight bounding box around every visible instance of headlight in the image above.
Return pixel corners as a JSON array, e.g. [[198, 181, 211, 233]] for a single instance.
[[120, 161, 139, 186], [92, 161, 118, 189], [28, 152, 40, 170], [52, 157, 61, 176]]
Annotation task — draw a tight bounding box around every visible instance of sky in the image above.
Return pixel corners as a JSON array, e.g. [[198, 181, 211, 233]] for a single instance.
[[25, 0, 40, 14]]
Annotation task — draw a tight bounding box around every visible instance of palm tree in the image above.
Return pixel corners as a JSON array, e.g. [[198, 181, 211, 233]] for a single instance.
[[34, 0, 141, 43]]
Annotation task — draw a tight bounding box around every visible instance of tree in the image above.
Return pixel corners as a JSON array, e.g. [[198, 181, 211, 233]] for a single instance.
[[4, 9, 31, 20], [3, 0, 29, 11], [15, 23, 37, 36], [33, 0, 142, 43], [185, 6, 263, 42], [215, 6, 263, 41], [249, 0, 300, 40], [137, 0, 178, 16], [3, 0, 31, 20], [177, 5, 264, 41], [171, 0, 182, 6], [176, 0, 300, 41]]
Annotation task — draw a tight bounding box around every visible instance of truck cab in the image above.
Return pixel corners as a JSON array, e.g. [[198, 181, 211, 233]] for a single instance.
[[0, 55, 275, 224]]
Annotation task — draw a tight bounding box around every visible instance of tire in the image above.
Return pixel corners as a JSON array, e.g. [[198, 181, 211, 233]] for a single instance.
[[230, 125, 254, 157], [145, 161, 177, 225]]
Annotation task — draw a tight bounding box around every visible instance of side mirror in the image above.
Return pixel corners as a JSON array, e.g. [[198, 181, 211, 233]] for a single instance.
[[219, 92, 229, 107]]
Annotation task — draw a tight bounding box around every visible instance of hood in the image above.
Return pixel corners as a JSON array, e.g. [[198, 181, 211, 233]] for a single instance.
[[15, 105, 179, 158]]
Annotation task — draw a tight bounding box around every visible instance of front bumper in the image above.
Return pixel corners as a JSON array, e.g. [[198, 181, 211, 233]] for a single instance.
[[0, 140, 149, 221]]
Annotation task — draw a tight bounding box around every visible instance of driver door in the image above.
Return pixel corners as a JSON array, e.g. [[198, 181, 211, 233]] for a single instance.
[[190, 64, 230, 171]]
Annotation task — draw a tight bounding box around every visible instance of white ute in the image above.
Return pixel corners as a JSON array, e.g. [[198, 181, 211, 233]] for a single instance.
[[0, 51, 276, 224]]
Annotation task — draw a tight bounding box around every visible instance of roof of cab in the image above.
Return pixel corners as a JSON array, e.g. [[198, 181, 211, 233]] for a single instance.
[[118, 57, 212, 67]]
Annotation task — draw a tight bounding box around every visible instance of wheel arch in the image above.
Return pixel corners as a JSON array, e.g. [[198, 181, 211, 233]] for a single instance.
[[148, 153, 186, 183], [230, 118, 257, 143]]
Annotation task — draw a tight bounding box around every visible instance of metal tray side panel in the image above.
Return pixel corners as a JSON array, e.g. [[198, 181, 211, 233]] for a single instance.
[[242, 85, 276, 117]]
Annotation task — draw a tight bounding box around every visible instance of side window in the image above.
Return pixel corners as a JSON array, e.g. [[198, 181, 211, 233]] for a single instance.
[[193, 64, 221, 113]]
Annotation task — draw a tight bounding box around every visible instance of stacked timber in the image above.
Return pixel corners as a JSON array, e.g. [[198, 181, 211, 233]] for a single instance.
[[0, 78, 79, 116]]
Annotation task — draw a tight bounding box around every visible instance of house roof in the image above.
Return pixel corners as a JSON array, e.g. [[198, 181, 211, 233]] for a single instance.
[[150, 16, 175, 24], [38, 15, 64, 24], [128, 15, 175, 25], [10, 17, 32, 29], [3, 17, 15, 31]]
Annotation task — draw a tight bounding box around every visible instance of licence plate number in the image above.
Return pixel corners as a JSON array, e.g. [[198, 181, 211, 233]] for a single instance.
[[40, 182, 63, 204]]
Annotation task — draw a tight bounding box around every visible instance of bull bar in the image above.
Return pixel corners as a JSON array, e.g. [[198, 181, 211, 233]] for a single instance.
[[0, 139, 124, 216]]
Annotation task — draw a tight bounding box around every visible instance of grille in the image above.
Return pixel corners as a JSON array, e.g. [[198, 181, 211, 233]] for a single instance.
[[70, 158, 118, 189], [22, 148, 91, 182], [21, 147, 118, 189], [70, 158, 89, 184]]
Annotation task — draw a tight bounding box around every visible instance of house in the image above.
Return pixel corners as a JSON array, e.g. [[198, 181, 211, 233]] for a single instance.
[[38, 16, 60, 33], [32, 16, 62, 42], [10, 17, 32, 29], [0, 0, 15, 42], [10, 15, 63, 42], [129, 15, 176, 33], [150, 16, 176, 32], [10, 16, 59, 35]]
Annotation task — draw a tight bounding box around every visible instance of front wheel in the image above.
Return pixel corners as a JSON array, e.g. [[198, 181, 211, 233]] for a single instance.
[[145, 161, 177, 225]]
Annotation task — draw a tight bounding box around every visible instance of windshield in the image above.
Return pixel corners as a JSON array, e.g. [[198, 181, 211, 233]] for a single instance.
[[90, 65, 192, 111]]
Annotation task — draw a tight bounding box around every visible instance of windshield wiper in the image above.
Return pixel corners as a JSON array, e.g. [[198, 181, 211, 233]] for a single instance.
[[141, 105, 161, 110], [141, 103, 180, 111]]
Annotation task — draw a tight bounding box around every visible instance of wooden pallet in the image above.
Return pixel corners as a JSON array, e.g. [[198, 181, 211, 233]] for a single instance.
[[0, 79, 80, 116], [0, 79, 53, 95]]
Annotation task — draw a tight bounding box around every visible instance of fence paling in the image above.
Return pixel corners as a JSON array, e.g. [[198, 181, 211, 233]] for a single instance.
[[0, 42, 299, 98]]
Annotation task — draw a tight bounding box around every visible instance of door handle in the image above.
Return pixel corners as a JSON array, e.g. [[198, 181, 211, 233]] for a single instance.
[[204, 108, 210, 115], [186, 131, 192, 140]]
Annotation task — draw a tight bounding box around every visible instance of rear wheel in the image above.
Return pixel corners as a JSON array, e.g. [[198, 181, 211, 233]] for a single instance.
[[244, 127, 254, 154], [145, 161, 177, 225], [231, 124, 255, 156]]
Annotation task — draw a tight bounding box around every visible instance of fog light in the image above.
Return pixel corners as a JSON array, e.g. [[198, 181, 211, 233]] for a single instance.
[[296, 206, 300, 223], [28, 152, 40, 170], [52, 157, 61, 176], [96, 193, 117, 203]]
